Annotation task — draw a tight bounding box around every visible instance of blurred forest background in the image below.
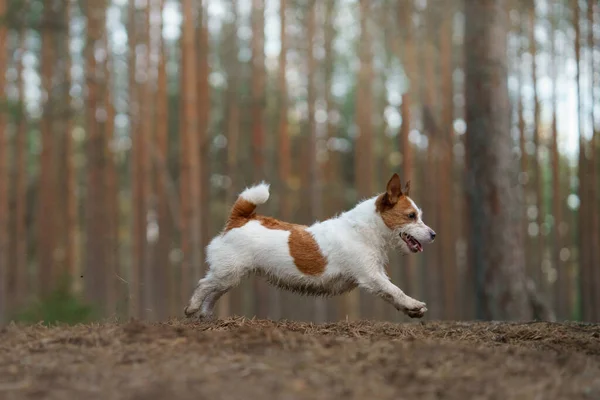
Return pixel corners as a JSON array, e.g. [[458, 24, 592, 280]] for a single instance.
[[0, 0, 598, 325]]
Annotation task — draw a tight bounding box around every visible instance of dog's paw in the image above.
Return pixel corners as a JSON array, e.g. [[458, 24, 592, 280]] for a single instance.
[[183, 305, 197, 318], [402, 300, 427, 319], [184, 306, 216, 321]]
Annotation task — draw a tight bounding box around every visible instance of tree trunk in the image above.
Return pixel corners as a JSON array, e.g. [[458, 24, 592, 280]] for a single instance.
[[464, 0, 532, 321], [0, 0, 8, 322], [529, 5, 544, 290], [104, 29, 119, 317], [85, 0, 108, 313], [64, 0, 77, 295], [421, 7, 442, 320], [322, 0, 343, 321], [439, 4, 457, 320], [223, 0, 240, 317], [180, 0, 202, 311], [154, 0, 171, 320], [39, 2, 58, 297], [549, 2, 565, 319], [129, 1, 143, 318], [572, 0, 591, 322], [278, 0, 290, 221], [517, 16, 530, 297], [307, 0, 320, 224], [140, 0, 154, 321], [587, 0, 600, 322], [251, 0, 269, 319], [397, 0, 418, 308], [351, 0, 373, 320], [305, 0, 326, 322], [197, 0, 210, 287], [11, 24, 29, 312]]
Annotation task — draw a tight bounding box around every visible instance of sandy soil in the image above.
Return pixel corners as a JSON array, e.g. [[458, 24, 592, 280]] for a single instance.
[[1, 318, 599, 400]]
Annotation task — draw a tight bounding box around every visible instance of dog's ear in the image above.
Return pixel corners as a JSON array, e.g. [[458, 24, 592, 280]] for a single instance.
[[386, 173, 403, 204], [403, 180, 411, 197]]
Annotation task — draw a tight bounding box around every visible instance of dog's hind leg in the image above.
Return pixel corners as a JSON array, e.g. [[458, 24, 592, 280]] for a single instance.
[[184, 266, 245, 319]]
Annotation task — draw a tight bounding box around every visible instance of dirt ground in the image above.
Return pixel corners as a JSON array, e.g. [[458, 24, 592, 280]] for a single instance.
[[1, 318, 599, 400]]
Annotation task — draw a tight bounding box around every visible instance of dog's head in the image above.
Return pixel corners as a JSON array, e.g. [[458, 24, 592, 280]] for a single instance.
[[375, 173, 436, 254]]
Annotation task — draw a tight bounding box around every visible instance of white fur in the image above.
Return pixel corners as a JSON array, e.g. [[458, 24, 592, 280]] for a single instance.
[[184, 184, 435, 320], [239, 182, 270, 204]]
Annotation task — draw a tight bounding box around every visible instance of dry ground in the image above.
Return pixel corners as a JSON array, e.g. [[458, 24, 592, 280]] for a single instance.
[[1, 318, 599, 400]]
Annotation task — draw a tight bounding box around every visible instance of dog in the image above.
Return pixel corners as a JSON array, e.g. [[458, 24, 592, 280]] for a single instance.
[[184, 173, 436, 320]]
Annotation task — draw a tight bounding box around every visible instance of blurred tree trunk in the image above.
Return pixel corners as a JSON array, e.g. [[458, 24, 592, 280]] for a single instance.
[[180, 0, 202, 310], [154, 0, 171, 320], [418, 7, 445, 319], [39, 2, 58, 297], [352, 0, 373, 320], [197, 0, 210, 285], [85, 0, 108, 313], [10, 22, 28, 311], [587, 0, 600, 322], [305, 0, 326, 322], [222, 0, 240, 317], [140, 0, 154, 320], [307, 0, 320, 224], [516, 14, 531, 296], [251, 0, 269, 319], [129, 1, 143, 318], [52, 0, 71, 289], [572, 0, 591, 322], [355, 0, 373, 202], [529, 4, 544, 289], [439, 4, 457, 320], [322, 1, 336, 221], [278, 0, 290, 221], [464, 0, 532, 320], [64, 0, 77, 295], [104, 31, 119, 316], [421, 6, 442, 320], [323, 0, 344, 321], [0, 0, 8, 322], [276, 0, 296, 321], [397, 0, 417, 307], [549, 2, 565, 319]]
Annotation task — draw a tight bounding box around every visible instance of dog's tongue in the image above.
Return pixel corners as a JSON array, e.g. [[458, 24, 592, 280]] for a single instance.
[[409, 237, 423, 252]]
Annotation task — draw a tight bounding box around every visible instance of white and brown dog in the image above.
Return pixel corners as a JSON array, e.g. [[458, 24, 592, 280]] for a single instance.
[[184, 173, 436, 320]]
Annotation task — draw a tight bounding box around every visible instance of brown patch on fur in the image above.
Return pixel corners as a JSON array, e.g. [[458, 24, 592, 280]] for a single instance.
[[376, 195, 418, 230], [224, 198, 257, 231], [288, 228, 327, 276], [256, 216, 305, 231]]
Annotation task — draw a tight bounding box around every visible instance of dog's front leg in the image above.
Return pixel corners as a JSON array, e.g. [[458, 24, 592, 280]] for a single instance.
[[359, 274, 427, 318]]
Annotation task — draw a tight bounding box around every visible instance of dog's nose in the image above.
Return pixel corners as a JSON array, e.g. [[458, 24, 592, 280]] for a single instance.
[[430, 230, 436, 241]]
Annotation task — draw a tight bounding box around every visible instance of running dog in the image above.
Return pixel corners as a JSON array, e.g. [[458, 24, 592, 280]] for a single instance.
[[184, 173, 436, 320]]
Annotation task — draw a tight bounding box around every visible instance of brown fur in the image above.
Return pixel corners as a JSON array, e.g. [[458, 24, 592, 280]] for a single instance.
[[375, 194, 418, 230], [374, 173, 418, 230], [225, 199, 257, 231], [288, 228, 327, 276], [256, 216, 304, 231]]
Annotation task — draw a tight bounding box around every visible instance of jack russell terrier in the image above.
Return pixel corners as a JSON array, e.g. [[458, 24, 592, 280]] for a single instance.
[[184, 173, 436, 320]]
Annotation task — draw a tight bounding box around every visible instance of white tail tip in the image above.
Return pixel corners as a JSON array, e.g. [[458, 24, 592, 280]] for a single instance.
[[239, 182, 270, 205]]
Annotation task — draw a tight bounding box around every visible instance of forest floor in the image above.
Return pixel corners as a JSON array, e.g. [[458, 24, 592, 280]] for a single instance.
[[1, 318, 599, 400]]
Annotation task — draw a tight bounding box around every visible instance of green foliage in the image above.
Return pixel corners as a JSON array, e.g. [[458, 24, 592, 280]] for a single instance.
[[12, 276, 97, 326]]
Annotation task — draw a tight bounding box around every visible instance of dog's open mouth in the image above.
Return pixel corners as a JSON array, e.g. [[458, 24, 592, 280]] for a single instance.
[[401, 232, 423, 253]]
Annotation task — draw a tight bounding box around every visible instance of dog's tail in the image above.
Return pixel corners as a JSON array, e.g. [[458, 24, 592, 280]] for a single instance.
[[229, 182, 270, 220]]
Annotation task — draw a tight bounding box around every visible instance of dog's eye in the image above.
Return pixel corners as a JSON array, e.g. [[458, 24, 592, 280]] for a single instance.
[[408, 212, 416, 220]]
